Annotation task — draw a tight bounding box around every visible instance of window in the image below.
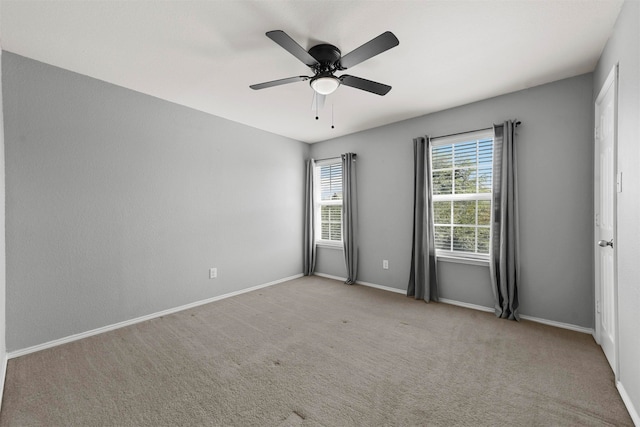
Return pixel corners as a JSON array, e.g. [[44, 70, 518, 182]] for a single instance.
[[315, 160, 343, 245], [431, 130, 493, 260]]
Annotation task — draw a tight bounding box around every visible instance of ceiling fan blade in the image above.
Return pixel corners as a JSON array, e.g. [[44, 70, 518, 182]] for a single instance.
[[311, 92, 326, 110], [250, 76, 310, 90], [339, 75, 391, 96], [339, 31, 399, 69], [266, 30, 320, 68]]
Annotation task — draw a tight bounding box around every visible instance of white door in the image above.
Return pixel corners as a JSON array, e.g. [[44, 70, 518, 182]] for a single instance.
[[594, 65, 618, 375]]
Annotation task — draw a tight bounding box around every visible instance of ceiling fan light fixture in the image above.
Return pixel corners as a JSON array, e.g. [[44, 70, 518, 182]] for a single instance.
[[311, 76, 340, 95]]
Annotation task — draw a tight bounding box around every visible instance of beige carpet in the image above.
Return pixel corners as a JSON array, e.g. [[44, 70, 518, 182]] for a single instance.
[[0, 276, 632, 426]]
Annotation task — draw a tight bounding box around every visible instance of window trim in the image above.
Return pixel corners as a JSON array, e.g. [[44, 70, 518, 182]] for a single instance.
[[431, 129, 494, 261], [314, 159, 343, 247], [436, 251, 491, 266], [316, 239, 344, 249], [431, 129, 493, 146]]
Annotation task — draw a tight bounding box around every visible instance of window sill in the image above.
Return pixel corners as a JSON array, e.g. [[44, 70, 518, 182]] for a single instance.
[[436, 254, 489, 267], [316, 241, 343, 250]]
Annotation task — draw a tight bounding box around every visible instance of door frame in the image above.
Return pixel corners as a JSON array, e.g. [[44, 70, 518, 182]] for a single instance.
[[593, 63, 619, 378]]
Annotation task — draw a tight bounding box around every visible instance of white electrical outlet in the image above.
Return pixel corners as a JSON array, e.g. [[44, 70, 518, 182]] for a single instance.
[[209, 268, 217, 279], [383, 260, 389, 270]]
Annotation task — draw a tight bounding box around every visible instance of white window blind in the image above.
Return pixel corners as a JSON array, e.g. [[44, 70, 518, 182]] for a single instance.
[[315, 161, 343, 244]]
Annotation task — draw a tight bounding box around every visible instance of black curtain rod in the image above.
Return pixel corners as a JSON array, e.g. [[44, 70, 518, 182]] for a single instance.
[[314, 156, 340, 162], [431, 127, 492, 141], [431, 120, 521, 141], [313, 154, 357, 163]]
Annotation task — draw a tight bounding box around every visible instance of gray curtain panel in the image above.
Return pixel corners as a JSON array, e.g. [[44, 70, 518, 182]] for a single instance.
[[342, 153, 358, 285], [490, 122, 520, 320], [303, 158, 316, 276], [408, 137, 439, 302]]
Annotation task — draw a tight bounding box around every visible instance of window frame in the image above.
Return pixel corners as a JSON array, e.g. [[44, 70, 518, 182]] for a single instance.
[[431, 129, 494, 263], [314, 159, 343, 248]]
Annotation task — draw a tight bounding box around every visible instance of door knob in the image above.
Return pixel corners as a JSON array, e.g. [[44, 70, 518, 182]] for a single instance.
[[598, 239, 614, 248]]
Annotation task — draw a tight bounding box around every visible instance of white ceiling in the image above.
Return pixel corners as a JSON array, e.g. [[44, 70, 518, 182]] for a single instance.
[[0, 0, 623, 143]]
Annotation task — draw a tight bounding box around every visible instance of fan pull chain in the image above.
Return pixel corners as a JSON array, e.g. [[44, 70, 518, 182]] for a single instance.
[[331, 104, 335, 129], [315, 93, 319, 120]]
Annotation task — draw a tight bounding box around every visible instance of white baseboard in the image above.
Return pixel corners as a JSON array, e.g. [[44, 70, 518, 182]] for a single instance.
[[0, 353, 7, 411], [8, 274, 304, 359], [439, 298, 494, 313], [312, 272, 345, 282], [518, 314, 594, 335], [437, 298, 594, 334], [314, 274, 594, 335], [357, 280, 406, 295], [313, 272, 406, 295], [617, 381, 640, 426]]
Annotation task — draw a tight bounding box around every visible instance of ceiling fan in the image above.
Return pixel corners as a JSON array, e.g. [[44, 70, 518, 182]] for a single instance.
[[250, 30, 399, 105]]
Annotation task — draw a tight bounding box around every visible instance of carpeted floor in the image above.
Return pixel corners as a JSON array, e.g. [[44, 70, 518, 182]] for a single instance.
[[0, 276, 633, 426]]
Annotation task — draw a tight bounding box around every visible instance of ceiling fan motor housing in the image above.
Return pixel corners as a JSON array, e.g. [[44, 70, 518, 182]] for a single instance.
[[308, 44, 342, 72]]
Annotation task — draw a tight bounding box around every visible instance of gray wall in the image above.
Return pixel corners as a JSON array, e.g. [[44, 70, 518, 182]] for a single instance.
[[594, 0, 640, 419], [310, 73, 594, 328], [3, 52, 309, 352]]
